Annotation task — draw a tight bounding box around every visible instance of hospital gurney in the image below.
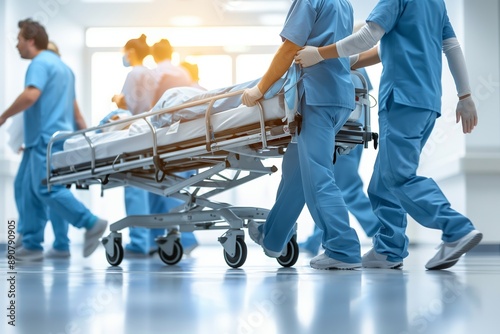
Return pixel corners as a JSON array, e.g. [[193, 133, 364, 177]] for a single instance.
[[45, 71, 378, 268]]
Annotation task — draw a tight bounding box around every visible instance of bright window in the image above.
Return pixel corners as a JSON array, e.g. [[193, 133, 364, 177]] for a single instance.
[[235, 54, 275, 83], [184, 55, 233, 90]]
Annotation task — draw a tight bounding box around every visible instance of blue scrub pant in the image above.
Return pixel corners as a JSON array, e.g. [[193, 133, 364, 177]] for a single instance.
[[18, 141, 97, 251], [262, 99, 361, 263], [367, 98, 475, 262], [15, 161, 70, 251], [300, 141, 380, 254], [148, 170, 198, 249], [125, 187, 152, 253]]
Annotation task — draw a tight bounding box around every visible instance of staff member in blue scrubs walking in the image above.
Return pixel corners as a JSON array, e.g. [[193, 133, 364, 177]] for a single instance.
[[295, 0, 482, 270], [0, 19, 108, 261], [299, 66, 380, 256], [242, 0, 363, 269]]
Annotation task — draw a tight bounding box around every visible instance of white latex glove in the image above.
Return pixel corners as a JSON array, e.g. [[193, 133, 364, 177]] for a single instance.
[[294, 46, 324, 68], [242, 85, 263, 107], [456, 96, 478, 134]]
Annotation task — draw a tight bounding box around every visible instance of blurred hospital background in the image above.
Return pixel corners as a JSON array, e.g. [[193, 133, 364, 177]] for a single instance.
[[0, 0, 498, 250]]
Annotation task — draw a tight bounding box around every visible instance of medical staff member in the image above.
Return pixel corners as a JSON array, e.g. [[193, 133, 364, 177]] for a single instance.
[[242, 0, 363, 269], [151, 39, 191, 104], [295, 0, 482, 270], [299, 65, 380, 256], [0, 18, 107, 261], [148, 39, 198, 255], [112, 34, 158, 257], [43, 40, 88, 258], [12, 40, 88, 259]]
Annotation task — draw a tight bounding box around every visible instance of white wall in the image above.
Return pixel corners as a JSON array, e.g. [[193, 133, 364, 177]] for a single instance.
[[0, 0, 20, 242], [462, 0, 500, 244]]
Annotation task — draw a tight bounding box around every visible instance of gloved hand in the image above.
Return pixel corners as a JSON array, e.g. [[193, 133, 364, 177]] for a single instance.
[[294, 46, 324, 68], [456, 95, 478, 134], [242, 85, 263, 107]]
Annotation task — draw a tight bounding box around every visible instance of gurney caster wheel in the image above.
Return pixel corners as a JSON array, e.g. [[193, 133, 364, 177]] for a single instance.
[[224, 238, 247, 269], [277, 236, 299, 268], [159, 240, 183, 265], [106, 240, 124, 266]]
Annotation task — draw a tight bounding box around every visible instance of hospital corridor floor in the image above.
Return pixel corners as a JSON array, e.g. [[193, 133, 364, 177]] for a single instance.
[[1, 243, 500, 334]]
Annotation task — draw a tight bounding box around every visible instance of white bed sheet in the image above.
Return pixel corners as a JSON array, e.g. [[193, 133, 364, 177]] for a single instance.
[[52, 95, 285, 169]]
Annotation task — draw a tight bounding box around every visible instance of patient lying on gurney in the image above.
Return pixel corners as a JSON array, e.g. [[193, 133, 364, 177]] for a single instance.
[[96, 76, 282, 133], [86, 70, 363, 142]]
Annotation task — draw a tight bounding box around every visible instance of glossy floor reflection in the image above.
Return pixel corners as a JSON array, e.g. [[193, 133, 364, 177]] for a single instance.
[[1, 244, 500, 334]]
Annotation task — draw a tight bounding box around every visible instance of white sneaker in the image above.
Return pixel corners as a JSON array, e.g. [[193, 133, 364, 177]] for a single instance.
[[15, 247, 44, 261], [83, 218, 108, 257], [425, 230, 483, 270], [45, 248, 71, 259], [15, 234, 23, 249], [247, 220, 282, 258], [362, 248, 403, 269], [310, 253, 361, 270]]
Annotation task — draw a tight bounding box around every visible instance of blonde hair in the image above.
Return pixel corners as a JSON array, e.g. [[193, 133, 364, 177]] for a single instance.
[[47, 41, 60, 56]]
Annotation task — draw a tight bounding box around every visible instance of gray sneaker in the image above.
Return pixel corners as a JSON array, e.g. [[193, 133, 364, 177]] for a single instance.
[[425, 230, 483, 270], [83, 218, 108, 258], [15, 247, 44, 261], [247, 220, 282, 258], [310, 252, 361, 270], [45, 248, 71, 259], [362, 248, 403, 269], [15, 234, 23, 249]]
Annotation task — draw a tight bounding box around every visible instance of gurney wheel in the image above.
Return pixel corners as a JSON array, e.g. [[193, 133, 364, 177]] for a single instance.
[[277, 236, 299, 268], [224, 238, 247, 268], [106, 240, 124, 266], [158, 240, 183, 265]]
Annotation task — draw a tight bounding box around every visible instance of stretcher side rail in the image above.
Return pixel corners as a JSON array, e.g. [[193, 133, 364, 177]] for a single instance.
[[46, 89, 280, 191]]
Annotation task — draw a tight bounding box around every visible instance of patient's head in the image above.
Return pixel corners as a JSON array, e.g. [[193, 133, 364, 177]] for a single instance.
[[123, 34, 150, 65], [151, 39, 173, 63], [180, 61, 200, 82]]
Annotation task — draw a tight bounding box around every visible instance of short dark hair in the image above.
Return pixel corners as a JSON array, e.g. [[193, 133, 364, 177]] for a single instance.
[[151, 39, 173, 60], [124, 34, 150, 60], [18, 18, 49, 50]]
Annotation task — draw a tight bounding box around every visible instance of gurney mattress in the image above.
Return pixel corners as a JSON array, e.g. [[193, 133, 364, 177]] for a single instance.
[[52, 96, 285, 169]]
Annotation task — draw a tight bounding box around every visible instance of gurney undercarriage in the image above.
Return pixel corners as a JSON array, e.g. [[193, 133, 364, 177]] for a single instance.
[[46, 72, 377, 268]]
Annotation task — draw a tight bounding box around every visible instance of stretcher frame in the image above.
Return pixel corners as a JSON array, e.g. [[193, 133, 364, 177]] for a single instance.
[[45, 71, 377, 268]]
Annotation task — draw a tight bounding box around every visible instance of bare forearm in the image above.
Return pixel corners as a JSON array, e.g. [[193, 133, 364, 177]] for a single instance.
[[318, 44, 340, 60], [351, 47, 381, 69], [0, 87, 40, 123], [73, 100, 87, 130], [258, 40, 301, 94], [112, 94, 128, 110]]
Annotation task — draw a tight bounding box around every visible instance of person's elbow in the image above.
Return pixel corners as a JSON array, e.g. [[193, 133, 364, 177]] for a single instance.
[[24, 86, 42, 104]]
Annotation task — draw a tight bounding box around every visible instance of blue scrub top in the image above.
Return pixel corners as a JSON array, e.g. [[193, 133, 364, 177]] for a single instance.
[[367, 0, 456, 114], [281, 0, 355, 109], [24, 50, 76, 147]]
